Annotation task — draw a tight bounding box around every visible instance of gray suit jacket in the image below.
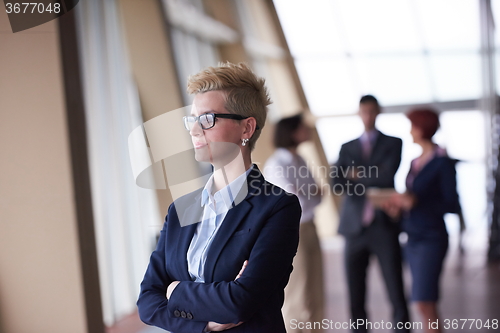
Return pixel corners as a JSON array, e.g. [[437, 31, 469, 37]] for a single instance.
[[332, 131, 402, 237]]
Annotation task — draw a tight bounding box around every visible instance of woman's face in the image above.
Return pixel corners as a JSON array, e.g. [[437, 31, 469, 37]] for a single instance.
[[292, 121, 311, 145], [189, 90, 247, 165], [410, 124, 424, 143]]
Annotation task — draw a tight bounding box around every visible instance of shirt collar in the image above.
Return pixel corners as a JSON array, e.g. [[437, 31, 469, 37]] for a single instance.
[[435, 145, 447, 157], [361, 129, 379, 143], [274, 148, 295, 164], [201, 165, 254, 209]]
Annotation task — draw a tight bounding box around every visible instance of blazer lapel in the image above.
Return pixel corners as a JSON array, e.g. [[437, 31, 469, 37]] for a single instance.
[[353, 139, 364, 163], [203, 165, 263, 283], [175, 191, 203, 281], [203, 200, 253, 283], [178, 190, 204, 227], [368, 131, 384, 163], [176, 223, 197, 281]]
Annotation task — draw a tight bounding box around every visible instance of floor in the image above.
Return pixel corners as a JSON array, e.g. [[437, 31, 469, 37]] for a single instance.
[[128, 231, 500, 333], [322, 232, 500, 333]]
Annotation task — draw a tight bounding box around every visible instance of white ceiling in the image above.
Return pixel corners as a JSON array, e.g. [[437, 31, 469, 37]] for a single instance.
[[274, 0, 490, 115]]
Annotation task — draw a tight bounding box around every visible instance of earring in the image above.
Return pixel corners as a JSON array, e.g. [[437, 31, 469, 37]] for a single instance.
[[242, 138, 249, 146]]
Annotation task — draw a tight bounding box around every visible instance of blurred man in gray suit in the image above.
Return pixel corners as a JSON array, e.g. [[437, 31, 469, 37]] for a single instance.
[[333, 95, 409, 333]]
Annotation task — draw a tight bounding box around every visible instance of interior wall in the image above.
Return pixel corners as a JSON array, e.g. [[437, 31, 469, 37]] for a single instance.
[[118, 0, 186, 216], [252, 0, 339, 237], [119, 0, 338, 237], [202, 0, 289, 166], [0, 10, 87, 333]]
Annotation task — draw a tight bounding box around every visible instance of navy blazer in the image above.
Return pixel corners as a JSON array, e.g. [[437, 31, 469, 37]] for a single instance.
[[137, 165, 301, 333], [333, 131, 402, 236], [404, 156, 460, 239]]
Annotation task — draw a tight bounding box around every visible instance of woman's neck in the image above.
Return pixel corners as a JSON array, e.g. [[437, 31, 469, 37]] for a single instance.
[[212, 153, 252, 193], [419, 140, 435, 156], [287, 146, 298, 155], [415, 140, 436, 170]]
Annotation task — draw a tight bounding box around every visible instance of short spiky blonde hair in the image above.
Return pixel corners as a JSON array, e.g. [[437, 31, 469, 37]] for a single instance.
[[187, 62, 271, 151]]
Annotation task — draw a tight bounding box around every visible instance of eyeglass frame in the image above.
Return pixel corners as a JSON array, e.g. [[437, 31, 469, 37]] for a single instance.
[[183, 112, 260, 131]]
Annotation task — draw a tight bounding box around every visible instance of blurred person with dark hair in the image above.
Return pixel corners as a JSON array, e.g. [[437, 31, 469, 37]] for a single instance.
[[264, 113, 324, 333], [385, 108, 460, 333], [333, 95, 410, 333]]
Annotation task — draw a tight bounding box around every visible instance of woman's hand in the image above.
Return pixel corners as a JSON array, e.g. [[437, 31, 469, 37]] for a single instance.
[[397, 193, 417, 210], [382, 193, 417, 219], [381, 198, 401, 219], [166, 281, 180, 299], [170, 261, 249, 332], [206, 321, 243, 331], [204, 260, 249, 331], [235, 260, 248, 280]]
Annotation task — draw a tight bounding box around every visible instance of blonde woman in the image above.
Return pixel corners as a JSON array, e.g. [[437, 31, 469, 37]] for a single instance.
[[137, 63, 301, 333]]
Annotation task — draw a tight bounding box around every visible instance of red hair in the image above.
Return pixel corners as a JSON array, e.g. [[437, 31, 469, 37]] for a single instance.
[[407, 108, 440, 140]]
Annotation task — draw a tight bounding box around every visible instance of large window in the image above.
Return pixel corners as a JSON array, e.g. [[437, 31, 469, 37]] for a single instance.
[[274, 0, 490, 245], [162, 0, 232, 104], [76, 0, 162, 327], [274, 0, 482, 115]]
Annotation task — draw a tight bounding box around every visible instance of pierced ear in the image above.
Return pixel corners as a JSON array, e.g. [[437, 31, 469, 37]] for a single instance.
[[244, 117, 257, 137]]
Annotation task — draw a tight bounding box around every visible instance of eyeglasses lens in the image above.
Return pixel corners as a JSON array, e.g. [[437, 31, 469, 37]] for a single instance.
[[183, 117, 193, 131], [183, 114, 215, 131], [199, 114, 214, 129]]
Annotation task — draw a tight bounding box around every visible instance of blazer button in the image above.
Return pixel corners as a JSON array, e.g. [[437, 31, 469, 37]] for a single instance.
[[187, 312, 193, 320], [181, 311, 187, 318], [174, 310, 181, 318]]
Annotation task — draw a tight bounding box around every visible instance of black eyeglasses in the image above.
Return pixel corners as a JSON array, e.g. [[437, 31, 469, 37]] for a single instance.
[[183, 113, 259, 131]]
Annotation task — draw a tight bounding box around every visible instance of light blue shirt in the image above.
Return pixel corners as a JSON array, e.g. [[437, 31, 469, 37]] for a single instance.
[[187, 165, 253, 283]]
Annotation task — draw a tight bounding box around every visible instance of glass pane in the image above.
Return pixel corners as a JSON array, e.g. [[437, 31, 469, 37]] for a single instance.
[[356, 55, 433, 105], [170, 28, 192, 104], [335, 0, 422, 53], [492, 0, 500, 47], [436, 111, 486, 161], [316, 115, 363, 164], [436, 111, 487, 235], [375, 113, 415, 193], [428, 53, 481, 101], [415, 0, 480, 51], [273, 0, 344, 57], [275, 0, 482, 110], [496, 53, 500, 96], [295, 59, 360, 115]]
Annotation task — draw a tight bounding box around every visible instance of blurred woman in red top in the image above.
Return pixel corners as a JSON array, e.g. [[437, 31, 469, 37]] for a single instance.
[[386, 108, 460, 333]]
